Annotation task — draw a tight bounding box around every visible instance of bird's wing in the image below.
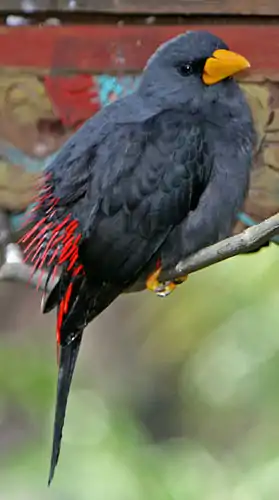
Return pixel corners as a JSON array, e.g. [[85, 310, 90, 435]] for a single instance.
[[76, 108, 210, 284], [23, 105, 209, 289]]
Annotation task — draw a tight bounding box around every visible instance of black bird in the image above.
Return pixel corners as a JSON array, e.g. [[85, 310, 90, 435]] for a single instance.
[[21, 30, 255, 484]]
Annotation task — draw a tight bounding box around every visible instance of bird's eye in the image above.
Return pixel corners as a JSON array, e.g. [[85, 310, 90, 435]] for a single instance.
[[177, 63, 193, 77]]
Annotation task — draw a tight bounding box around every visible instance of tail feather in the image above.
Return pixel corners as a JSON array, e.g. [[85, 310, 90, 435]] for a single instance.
[[42, 280, 60, 314], [48, 332, 83, 486], [19, 174, 123, 484], [47, 276, 122, 485]]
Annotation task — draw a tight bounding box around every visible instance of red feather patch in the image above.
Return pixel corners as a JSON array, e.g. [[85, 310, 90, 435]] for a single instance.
[[19, 175, 84, 348]]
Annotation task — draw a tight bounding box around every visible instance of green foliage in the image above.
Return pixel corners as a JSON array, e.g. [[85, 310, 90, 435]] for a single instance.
[[1, 244, 279, 499]]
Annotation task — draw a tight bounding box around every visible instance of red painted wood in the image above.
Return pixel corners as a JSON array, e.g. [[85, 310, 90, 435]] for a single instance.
[[0, 25, 278, 72], [44, 74, 101, 127]]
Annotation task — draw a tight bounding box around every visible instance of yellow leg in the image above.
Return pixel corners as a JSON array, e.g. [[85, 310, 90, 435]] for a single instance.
[[146, 267, 188, 297]]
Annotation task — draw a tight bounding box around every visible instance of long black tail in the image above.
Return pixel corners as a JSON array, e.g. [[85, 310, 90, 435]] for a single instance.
[[48, 331, 83, 485], [45, 274, 122, 485]]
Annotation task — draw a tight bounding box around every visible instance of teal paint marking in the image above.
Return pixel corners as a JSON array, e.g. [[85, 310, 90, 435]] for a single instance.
[[96, 75, 140, 106], [238, 211, 279, 244]]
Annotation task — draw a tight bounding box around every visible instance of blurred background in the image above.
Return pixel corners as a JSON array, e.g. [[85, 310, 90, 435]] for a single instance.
[[1, 2, 279, 499]]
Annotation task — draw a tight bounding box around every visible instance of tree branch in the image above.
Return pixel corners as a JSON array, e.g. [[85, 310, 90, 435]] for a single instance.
[[160, 212, 279, 282], [0, 212, 279, 294]]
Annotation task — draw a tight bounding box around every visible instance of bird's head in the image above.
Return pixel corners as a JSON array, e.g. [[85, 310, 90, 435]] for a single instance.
[[139, 30, 250, 108]]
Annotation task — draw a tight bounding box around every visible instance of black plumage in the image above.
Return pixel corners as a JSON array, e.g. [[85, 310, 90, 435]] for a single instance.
[[22, 30, 255, 484]]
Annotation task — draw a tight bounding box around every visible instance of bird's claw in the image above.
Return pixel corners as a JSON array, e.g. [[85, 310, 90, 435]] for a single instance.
[[146, 267, 187, 297]]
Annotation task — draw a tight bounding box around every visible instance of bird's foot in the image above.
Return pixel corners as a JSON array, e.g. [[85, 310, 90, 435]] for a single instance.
[[145, 267, 187, 297]]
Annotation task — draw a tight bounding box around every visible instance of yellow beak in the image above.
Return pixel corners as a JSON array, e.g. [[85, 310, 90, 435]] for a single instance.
[[202, 49, 250, 85]]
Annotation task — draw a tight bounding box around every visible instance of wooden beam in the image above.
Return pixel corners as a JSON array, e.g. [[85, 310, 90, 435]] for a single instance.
[[0, 26, 278, 74], [2, 0, 53, 11], [1, 0, 279, 16]]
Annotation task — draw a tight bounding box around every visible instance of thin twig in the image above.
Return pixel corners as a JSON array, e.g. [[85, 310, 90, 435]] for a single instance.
[[160, 213, 279, 282]]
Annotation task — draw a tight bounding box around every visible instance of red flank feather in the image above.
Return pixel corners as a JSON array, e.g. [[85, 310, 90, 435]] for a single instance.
[[19, 175, 84, 348]]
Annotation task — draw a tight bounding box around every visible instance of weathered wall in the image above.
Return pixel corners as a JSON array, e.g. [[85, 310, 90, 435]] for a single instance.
[[0, 25, 278, 235], [241, 79, 279, 225], [0, 73, 279, 233], [0, 25, 279, 233]]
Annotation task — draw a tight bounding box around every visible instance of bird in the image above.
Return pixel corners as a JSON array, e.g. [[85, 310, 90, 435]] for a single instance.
[[20, 30, 255, 484]]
